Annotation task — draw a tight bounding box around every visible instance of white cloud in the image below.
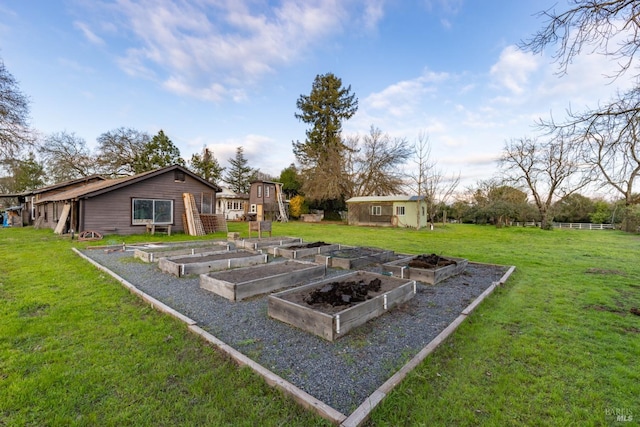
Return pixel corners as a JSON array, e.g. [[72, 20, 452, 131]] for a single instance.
[[74, 21, 105, 45], [98, 0, 368, 101], [490, 45, 540, 95], [363, 69, 449, 117]]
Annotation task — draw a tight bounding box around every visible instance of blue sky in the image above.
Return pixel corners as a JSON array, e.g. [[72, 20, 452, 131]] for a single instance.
[[0, 0, 635, 192]]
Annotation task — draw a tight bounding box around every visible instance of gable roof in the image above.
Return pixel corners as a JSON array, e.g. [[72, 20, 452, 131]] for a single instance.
[[35, 165, 220, 204], [346, 195, 425, 203], [0, 175, 107, 198]]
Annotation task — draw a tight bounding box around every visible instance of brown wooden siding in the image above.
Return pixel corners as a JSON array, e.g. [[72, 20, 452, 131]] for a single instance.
[[347, 202, 394, 226]]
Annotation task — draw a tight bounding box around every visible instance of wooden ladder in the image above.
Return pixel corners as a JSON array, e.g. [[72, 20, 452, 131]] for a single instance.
[[182, 193, 206, 236], [276, 183, 288, 222]]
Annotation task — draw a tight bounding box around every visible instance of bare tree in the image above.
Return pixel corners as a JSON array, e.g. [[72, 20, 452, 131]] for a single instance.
[[523, 1, 640, 231], [522, 0, 640, 80], [39, 131, 97, 182], [405, 132, 459, 229], [500, 135, 591, 230], [0, 58, 33, 161], [346, 126, 412, 197], [95, 127, 150, 176]]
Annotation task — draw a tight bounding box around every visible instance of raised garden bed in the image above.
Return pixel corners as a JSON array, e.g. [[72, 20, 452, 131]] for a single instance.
[[382, 253, 468, 284], [158, 250, 267, 277], [315, 247, 395, 269], [200, 260, 326, 301], [133, 241, 231, 263], [268, 271, 416, 341], [234, 236, 302, 251], [271, 241, 342, 259]]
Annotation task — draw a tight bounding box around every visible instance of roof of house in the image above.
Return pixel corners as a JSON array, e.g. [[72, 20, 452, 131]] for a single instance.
[[346, 195, 426, 203], [35, 165, 221, 204], [0, 175, 107, 198], [217, 187, 249, 199]]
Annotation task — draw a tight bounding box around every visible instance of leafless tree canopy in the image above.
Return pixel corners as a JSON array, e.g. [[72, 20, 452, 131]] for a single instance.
[[404, 132, 460, 226], [39, 131, 98, 182], [346, 126, 412, 198], [95, 127, 150, 177], [0, 59, 32, 161], [500, 135, 591, 229], [521, 0, 640, 79]]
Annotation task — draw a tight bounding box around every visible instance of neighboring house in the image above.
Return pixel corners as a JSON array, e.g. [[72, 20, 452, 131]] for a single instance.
[[0, 175, 107, 227], [33, 165, 220, 235], [248, 180, 288, 221], [346, 195, 427, 228], [216, 187, 249, 220]]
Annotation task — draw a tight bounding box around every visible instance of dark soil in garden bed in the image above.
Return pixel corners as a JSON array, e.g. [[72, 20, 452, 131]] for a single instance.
[[281, 273, 409, 314], [304, 277, 382, 306], [285, 241, 330, 250], [408, 253, 457, 269]]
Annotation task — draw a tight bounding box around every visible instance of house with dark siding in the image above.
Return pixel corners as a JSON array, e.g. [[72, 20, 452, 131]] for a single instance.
[[33, 165, 220, 235], [248, 180, 288, 221]]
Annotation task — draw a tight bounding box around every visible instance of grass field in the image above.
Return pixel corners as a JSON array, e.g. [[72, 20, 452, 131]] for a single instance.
[[1, 223, 638, 426]]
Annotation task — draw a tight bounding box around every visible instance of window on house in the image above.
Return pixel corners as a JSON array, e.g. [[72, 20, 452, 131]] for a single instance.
[[257, 185, 262, 198], [132, 198, 173, 225], [421, 206, 426, 216], [53, 202, 59, 222], [265, 186, 270, 198], [396, 206, 406, 216], [226, 201, 243, 210], [201, 192, 213, 214], [174, 170, 185, 182], [31, 197, 36, 220], [371, 206, 382, 216], [250, 204, 257, 213]]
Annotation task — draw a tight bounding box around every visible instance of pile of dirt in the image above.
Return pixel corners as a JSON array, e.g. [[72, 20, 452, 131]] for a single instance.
[[287, 241, 330, 249], [304, 278, 382, 307], [408, 254, 456, 269]]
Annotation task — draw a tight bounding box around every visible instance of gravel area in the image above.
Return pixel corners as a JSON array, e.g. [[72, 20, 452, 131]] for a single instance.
[[82, 245, 508, 415]]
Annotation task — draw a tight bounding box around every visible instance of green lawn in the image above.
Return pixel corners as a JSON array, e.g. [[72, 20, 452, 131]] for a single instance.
[[1, 224, 638, 426]]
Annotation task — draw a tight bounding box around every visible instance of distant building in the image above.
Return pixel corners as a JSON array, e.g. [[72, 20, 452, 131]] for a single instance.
[[216, 187, 249, 220], [1, 165, 221, 235], [248, 180, 288, 222], [346, 195, 427, 228]]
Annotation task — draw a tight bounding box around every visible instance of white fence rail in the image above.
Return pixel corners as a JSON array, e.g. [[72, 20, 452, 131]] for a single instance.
[[553, 223, 614, 230]]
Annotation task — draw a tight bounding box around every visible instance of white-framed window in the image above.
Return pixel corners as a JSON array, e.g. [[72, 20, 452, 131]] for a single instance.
[[371, 205, 382, 216], [250, 204, 257, 213], [396, 206, 405, 216], [226, 201, 244, 210], [31, 197, 36, 220], [265, 186, 270, 198], [257, 185, 262, 198], [132, 198, 173, 225]]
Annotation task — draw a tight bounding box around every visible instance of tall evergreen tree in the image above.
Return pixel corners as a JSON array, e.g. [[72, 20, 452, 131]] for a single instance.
[[223, 146, 254, 193], [189, 147, 225, 183], [133, 130, 184, 173], [293, 72, 358, 203]]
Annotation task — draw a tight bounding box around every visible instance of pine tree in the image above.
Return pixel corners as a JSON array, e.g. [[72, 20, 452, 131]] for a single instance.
[[293, 72, 358, 203], [133, 130, 184, 173], [223, 146, 254, 193], [189, 147, 225, 183]]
